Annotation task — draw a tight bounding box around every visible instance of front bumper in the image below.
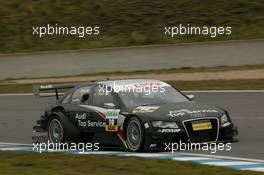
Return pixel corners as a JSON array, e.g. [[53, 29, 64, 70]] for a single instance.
[[218, 124, 239, 142], [144, 123, 239, 149]]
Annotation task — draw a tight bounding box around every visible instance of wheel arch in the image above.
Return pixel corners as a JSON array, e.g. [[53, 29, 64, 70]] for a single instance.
[[42, 106, 65, 130], [123, 114, 142, 134], [51, 106, 66, 114], [47, 111, 81, 140]]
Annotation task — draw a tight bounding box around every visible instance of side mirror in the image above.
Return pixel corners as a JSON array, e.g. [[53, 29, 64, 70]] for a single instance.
[[104, 102, 116, 109], [187, 94, 194, 101]]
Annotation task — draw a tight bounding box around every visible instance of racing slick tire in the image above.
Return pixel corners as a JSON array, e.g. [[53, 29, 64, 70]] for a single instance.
[[47, 112, 80, 143], [126, 117, 145, 152]]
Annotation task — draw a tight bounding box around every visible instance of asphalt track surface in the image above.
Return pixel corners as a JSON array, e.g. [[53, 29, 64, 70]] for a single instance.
[[0, 91, 263, 160], [0, 40, 264, 79]]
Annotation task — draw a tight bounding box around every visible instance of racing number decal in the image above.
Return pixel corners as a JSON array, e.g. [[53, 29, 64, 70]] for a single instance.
[[106, 118, 118, 131], [105, 110, 119, 132]]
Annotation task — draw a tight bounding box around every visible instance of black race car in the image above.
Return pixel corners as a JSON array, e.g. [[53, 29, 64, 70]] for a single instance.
[[33, 79, 238, 151]]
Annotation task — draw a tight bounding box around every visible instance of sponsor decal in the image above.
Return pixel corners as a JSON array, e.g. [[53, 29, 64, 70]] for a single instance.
[[144, 123, 150, 129], [75, 113, 87, 120], [75, 113, 105, 128], [78, 120, 105, 128], [158, 128, 181, 133], [40, 84, 53, 89], [133, 106, 159, 113], [105, 109, 120, 132], [77, 105, 128, 148], [133, 82, 166, 89], [77, 120, 105, 128], [192, 121, 212, 131], [168, 109, 218, 117], [87, 120, 105, 127]]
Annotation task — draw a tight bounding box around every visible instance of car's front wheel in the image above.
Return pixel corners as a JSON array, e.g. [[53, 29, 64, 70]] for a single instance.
[[126, 117, 145, 152]]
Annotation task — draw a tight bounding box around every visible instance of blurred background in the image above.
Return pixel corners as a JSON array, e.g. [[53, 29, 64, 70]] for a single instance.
[[0, 0, 263, 53]]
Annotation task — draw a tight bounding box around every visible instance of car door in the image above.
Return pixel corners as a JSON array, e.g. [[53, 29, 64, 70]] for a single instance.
[[88, 84, 124, 145], [86, 84, 120, 132], [63, 85, 95, 131]]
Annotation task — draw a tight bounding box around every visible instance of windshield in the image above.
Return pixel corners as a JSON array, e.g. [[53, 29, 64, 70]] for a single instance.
[[118, 86, 189, 108]]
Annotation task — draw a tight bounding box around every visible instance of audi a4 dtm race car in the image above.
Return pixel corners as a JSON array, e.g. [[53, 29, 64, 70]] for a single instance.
[[33, 79, 238, 152]]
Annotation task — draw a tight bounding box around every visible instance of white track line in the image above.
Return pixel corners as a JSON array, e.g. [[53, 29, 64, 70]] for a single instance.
[[0, 93, 63, 96], [203, 161, 261, 166], [1, 90, 264, 96], [122, 153, 174, 157], [176, 152, 264, 163], [172, 157, 216, 161], [183, 90, 264, 93], [0, 93, 33, 96], [242, 167, 264, 172], [0, 142, 32, 146], [0, 147, 32, 151], [79, 151, 122, 155]]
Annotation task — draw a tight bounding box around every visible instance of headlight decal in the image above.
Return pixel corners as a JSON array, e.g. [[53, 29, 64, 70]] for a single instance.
[[152, 121, 179, 129], [220, 114, 228, 124], [220, 114, 231, 127]]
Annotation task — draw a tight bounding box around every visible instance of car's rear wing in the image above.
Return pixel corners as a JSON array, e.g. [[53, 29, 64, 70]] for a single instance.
[[33, 83, 79, 99]]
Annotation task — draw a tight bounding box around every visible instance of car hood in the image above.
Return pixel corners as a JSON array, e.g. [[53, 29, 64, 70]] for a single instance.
[[128, 102, 225, 121]]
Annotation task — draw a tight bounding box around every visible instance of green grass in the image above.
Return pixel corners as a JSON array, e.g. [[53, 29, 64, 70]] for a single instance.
[[0, 151, 262, 175], [0, 84, 33, 94], [1, 79, 264, 94], [0, 0, 264, 53]]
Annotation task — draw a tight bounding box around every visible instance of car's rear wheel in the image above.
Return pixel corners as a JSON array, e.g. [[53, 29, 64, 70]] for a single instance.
[[48, 112, 82, 144], [48, 117, 65, 143], [126, 117, 145, 152]]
